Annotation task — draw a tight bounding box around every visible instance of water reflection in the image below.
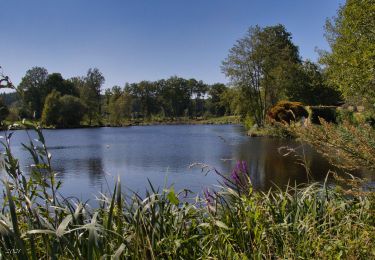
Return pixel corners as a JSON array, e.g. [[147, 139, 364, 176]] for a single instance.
[[1, 125, 373, 201]]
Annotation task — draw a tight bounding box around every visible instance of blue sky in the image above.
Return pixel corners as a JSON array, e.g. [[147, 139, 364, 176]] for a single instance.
[[1, 0, 344, 89]]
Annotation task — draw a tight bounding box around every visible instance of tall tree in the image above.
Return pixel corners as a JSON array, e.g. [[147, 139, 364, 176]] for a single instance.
[[286, 60, 342, 105], [207, 83, 227, 116], [222, 24, 300, 126], [320, 0, 375, 106], [82, 68, 105, 125], [44, 73, 78, 97], [18, 67, 48, 118]]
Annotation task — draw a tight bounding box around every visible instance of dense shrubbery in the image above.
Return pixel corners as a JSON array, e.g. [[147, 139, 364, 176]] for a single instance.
[[0, 124, 373, 259], [268, 101, 308, 124]]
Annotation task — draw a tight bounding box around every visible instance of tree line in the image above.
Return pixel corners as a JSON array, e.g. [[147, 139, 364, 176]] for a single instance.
[[1, 68, 238, 127]]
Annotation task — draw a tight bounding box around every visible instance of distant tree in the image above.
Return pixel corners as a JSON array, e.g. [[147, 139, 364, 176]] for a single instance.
[[81, 68, 105, 124], [163, 77, 191, 117], [18, 67, 48, 118], [42, 91, 85, 127], [44, 73, 78, 97], [58, 95, 86, 127], [0, 92, 19, 106], [286, 60, 342, 105], [222, 24, 301, 126], [108, 88, 133, 125], [320, 0, 375, 106], [207, 83, 227, 116], [41, 90, 61, 126], [0, 98, 9, 122]]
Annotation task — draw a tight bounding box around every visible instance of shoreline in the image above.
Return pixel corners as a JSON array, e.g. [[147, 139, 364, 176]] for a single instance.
[[2, 116, 242, 131]]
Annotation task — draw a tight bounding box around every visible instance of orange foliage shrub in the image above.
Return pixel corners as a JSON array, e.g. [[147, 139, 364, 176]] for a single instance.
[[268, 101, 308, 124]]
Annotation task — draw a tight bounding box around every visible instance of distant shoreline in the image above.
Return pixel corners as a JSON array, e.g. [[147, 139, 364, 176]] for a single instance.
[[1, 116, 241, 131]]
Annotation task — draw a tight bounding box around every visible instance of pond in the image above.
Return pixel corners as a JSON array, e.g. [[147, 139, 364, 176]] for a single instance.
[[1, 124, 373, 201]]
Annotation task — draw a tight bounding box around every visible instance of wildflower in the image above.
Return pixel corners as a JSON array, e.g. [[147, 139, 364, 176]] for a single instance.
[[203, 188, 214, 205]]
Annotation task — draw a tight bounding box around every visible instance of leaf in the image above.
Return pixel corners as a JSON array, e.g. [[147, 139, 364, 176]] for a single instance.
[[56, 215, 72, 237], [215, 220, 229, 230], [27, 229, 56, 236], [113, 243, 126, 259], [167, 188, 179, 206]]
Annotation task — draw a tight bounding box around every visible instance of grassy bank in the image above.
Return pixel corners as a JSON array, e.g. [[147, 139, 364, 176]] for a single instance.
[[0, 125, 374, 259]]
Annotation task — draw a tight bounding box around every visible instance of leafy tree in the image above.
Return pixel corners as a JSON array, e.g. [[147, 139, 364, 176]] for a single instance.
[[320, 0, 375, 106], [18, 67, 48, 118], [58, 95, 86, 127], [108, 88, 133, 124], [81, 68, 105, 125], [44, 73, 78, 97], [41, 90, 61, 126], [222, 24, 301, 126], [42, 91, 85, 127], [207, 83, 228, 116], [286, 60, 342, 105]]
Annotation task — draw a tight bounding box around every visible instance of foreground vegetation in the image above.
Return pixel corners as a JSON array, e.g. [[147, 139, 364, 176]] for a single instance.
[[0, 124, 374, 259]]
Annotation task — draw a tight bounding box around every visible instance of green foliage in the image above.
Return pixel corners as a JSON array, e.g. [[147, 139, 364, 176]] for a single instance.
[[207, 83, 227, 116], [321, 0, 375, 106], [107, 86, 133, 125], [42, 91, 85, 127], [18, 66, 48, 118], [222, 24, 301, 126], [0, 98, 9, 122], [79, 68, 105, 125], [286, 60, 343, 105], [41, 90, 61, 126], [268, 101, 308, 124], [58, 95, 86, 127], [44, 73, 78, 97]]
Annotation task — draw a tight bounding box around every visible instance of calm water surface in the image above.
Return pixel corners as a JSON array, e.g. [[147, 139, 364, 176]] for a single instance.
[[2, 125, 373, 201]]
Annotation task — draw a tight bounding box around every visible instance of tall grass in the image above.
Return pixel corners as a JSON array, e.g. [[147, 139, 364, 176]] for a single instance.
[[0, 123, 374, 259]]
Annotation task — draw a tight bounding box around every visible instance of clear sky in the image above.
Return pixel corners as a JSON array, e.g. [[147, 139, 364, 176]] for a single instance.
[[1, 0, 344, 89]]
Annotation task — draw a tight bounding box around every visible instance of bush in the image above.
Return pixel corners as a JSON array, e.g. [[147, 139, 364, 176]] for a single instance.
[[268, 101, 308, 124]]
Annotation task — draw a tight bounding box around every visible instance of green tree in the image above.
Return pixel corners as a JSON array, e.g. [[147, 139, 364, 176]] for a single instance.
[[18, 67, 48, 118], [320, 0, 375, 106], [58, 95, 86, 127], [41, 90, 61, 126], [207, 83, 228, 116], [108, 88, 133, 125], [286, 60, 342, 105], [222, 24, 301, 126], [81, 68, 105, 125], [44, 73, 78, 97]]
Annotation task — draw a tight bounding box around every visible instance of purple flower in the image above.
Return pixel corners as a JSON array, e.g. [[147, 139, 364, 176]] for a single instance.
[[229, 161, 251, 192], [203, 188, 213, 205]]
